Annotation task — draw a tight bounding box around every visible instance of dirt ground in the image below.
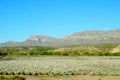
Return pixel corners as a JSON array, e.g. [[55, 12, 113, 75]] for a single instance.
[[1, 75, 120, 80]]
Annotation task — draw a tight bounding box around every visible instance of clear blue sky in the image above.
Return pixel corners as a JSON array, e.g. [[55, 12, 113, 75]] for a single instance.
[[0, 0, 120, 42]]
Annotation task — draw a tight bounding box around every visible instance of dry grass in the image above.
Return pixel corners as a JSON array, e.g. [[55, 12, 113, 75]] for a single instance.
[[1, 75, 120, 80]]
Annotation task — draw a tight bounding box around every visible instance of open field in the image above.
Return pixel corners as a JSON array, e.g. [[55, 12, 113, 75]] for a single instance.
[[0, 56, 120, 80]]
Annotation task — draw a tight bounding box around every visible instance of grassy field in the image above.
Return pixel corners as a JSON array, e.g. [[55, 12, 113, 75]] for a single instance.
[[0, 56, 120, 80]]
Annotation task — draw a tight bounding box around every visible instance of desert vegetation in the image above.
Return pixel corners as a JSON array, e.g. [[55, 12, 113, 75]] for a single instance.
[[0, 56, 120, 80], [0, 56, 120, 76], [0, 44, 120, 56], [0, 44, 120, 80]]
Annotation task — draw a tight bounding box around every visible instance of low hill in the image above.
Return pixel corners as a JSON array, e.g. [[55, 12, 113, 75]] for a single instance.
[[0, 44, 120, 56], [111, 45, 120, 53]]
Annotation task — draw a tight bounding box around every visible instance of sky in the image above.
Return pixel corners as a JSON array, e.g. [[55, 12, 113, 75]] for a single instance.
[[0, 0, 120, 42]]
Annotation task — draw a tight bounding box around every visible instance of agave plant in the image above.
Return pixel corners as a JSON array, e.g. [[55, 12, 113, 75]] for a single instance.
[[0, 57, 120, 76]]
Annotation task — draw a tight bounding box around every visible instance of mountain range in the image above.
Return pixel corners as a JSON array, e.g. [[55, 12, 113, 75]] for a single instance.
[[0, 29, 120, 47]]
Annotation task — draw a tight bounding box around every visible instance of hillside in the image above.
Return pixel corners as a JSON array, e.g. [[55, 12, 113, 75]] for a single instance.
[[0, 44, 120, 56], [111, 45, 120, 53]]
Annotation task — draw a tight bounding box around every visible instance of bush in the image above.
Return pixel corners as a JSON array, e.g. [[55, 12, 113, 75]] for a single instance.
[[112, 52, 120, 56], [0, 51, 8, 58]]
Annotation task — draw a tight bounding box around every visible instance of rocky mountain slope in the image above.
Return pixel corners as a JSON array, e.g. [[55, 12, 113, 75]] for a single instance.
[[0, 29, 120, 47], [60, 29, 120, 46]]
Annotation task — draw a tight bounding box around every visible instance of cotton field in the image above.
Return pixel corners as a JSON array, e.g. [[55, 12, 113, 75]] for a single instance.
[[0, 56, 120, 76]]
